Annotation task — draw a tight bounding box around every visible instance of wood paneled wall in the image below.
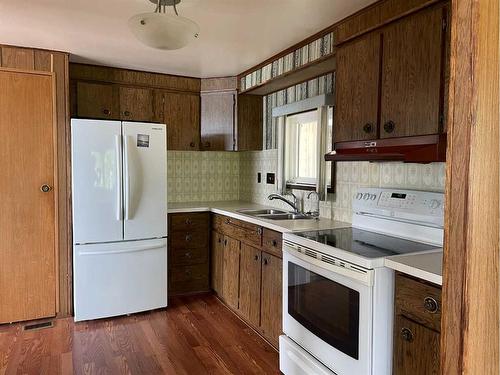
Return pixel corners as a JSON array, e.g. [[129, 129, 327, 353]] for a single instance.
[[0, 45, 72, 317], [441, 0, 499, 373]]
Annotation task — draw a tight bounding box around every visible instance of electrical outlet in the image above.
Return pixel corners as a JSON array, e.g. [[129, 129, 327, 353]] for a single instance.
[[266, 173, 275, 184]]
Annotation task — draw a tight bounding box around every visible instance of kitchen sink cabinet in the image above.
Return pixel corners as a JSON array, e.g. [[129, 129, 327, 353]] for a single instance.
[[380, 6, 445, 138], [334, 4, 448, 144], [334, 32, 381, 143], [393, 273, 441, 375], [222, 235, 241, 310], [238, 243, 262, 327], [210, 213, 282, 348]]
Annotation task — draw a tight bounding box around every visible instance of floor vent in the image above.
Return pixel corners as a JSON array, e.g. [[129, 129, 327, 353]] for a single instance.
[[23, 321, 53, 331]]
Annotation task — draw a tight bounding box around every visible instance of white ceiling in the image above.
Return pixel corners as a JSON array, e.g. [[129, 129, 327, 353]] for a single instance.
[[0, 0, 376, 78]]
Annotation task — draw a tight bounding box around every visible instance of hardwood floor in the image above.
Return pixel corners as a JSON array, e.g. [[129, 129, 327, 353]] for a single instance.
[[0, 294, 280, 375]]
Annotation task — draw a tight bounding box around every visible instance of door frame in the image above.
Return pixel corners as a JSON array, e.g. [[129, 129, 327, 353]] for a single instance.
[[441, 0, 499, 373]]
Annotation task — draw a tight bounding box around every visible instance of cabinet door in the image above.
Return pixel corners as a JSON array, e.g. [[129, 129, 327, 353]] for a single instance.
[[260, 253, 282, 347], [222, 236, 240, 309], [380, 7, 444, 138], [393, 315, 440, 375], [334, 32, 381, 142], [238, 244, 262, 327], [237, 94, 263, 151], [210, 231, 224, 296], [76, 81, 116, 119], [201, 92, 235, 151], [164, 92, 200, 150], [118, 86, 153, 122]]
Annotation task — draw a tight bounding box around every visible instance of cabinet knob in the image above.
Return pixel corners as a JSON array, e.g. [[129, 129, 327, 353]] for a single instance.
[[189, 142, 195, 148], [40, 184, 52, 193], [401, 327, 413, 342], [185, 234, 192, 242], [224, 239, 227, 246], [383, 121, 395, 133], [185, 252, 192, 258], [185, 269, 192, 277], [263, 257, 268, 265], [257, 228, 263, 235], [102, 108, 111, 116], [218, 238, 222, 244], [185, 218, 192, 225], [423, 297, 439, 313], [272, 240, 277, 247], [254, 254, 259, 261], [362, 123, 374, 134], [123, 110, 131, 117]]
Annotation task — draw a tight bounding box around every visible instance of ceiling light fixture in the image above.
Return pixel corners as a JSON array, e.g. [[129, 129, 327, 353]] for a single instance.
[[128, 0, 199, 50]]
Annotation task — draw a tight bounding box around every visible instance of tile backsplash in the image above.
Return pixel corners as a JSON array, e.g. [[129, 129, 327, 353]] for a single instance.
[[167, 151, 240, 203], [168, 150, 446, 222], [239, 150, 446, 223]]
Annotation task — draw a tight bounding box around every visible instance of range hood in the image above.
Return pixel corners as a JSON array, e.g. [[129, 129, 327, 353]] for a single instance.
[[325, 134, 447, 163]]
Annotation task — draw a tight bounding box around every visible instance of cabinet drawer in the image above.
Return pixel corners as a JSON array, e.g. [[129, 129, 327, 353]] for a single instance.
[[170, 230, 209, 249], [170, 263, 209, 283], [395, 273, 442, 332], [170, 246, 208, 266], [212, 214, 262, 247], [170, 213, 209, 233], [262, 228, 282, 258]]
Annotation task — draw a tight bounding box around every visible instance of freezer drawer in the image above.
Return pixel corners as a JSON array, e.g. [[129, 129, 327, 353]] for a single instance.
[[74, 238, 167, 322]]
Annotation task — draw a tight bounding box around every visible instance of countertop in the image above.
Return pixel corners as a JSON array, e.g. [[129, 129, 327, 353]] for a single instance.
[[168, 200, 350, 233], [385, 250, 443, 286]]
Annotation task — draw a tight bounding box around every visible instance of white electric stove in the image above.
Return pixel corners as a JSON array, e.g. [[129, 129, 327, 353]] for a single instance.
[[280, 188, 444, 375]]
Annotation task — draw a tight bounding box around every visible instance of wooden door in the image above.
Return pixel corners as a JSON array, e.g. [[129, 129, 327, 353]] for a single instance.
[[164, 92, 200, 150], [380, 6, 444, 138], [76, 81, 116, 119], [200, 92, 235, 151], [238, 244, 262, 326], [260, 253, 282, 347], [0, 69, 56, 323], [222, 236, 240, 309], [393, 315, 440, 375], [210, 230, 224, 296], [118, 86, 154, 122], [334, 32, 381, 143]]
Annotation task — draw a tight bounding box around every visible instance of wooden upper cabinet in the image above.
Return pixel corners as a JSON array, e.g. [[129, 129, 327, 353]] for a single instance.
[[164, 92, 200, 150], [237, 94, 263, 151], [201, 92, 235, 151], [118, 86, 154, 122], [1, 46, 35, 70], [238, 244, 262, 327], [380, 6, 444, 138], [76, 81, 116, 119], [334, 32, 381, 143]]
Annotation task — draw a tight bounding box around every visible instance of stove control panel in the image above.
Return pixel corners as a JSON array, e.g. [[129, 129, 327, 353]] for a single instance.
[[352, 188, 444, 227]]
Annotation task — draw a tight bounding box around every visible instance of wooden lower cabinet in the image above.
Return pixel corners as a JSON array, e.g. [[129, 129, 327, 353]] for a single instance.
[[222, 235, 241, 310], [238, 244, 262, 327], [210, 216, 282, 348], [260, 253, 283, 348], [393, 315, 440, 375], [393, 273, 441, 375]]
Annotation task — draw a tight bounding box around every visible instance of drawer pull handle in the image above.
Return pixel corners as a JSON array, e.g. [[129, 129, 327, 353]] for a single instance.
[[224, 239, 227, 246], [185, 269, 192, 277], [423, 297, 439, 313], [272, 240, 277, 247], [401, 327, 413, 342], [225, 218, 231, 224], [185, 234, 192, 242], [185, 218, 192, 225], [257, 228, 263, 235], [185, 252, 192, 258], [218, 238, 222, 244], [263, 258, 268, 265]]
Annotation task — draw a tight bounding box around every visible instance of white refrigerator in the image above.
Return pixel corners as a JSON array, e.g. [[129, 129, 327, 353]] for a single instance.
[[71, 119, 167, 322]]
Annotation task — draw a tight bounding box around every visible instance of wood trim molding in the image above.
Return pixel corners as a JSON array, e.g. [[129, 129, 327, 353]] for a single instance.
[[441, 0, 499, 373]]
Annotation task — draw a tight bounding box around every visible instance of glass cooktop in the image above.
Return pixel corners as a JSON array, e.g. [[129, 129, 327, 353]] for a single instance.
[[294, 227, 440, 259]]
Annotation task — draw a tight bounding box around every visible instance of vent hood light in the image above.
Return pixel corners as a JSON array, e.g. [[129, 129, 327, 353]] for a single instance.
[[128, 0, 199, 50]]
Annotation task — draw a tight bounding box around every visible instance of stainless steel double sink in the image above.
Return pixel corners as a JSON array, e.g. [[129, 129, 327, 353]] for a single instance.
[[237, 208, 316, 220]]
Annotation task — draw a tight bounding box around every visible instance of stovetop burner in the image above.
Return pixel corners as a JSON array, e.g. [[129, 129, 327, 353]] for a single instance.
[[293, 227, 440, 259]]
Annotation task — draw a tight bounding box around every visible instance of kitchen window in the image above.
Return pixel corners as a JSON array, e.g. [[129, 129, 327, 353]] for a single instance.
[[284, 107, 333, 190]]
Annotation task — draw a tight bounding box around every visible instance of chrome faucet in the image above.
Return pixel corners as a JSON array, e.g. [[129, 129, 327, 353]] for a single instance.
[[268, 193, 300, 213], [306, 191, 320, 217]]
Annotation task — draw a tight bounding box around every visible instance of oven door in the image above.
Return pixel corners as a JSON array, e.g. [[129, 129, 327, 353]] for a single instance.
[[283, 244, 374, 375]]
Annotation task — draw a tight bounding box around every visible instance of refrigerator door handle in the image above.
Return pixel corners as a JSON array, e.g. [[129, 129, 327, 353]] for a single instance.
[[123, 135, 131, 220], [115, 135, 123, 221], [80, 243, 166, 256]]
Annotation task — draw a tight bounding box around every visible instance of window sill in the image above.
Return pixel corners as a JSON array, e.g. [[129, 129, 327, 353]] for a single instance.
[[286, 183, 334, 194]]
